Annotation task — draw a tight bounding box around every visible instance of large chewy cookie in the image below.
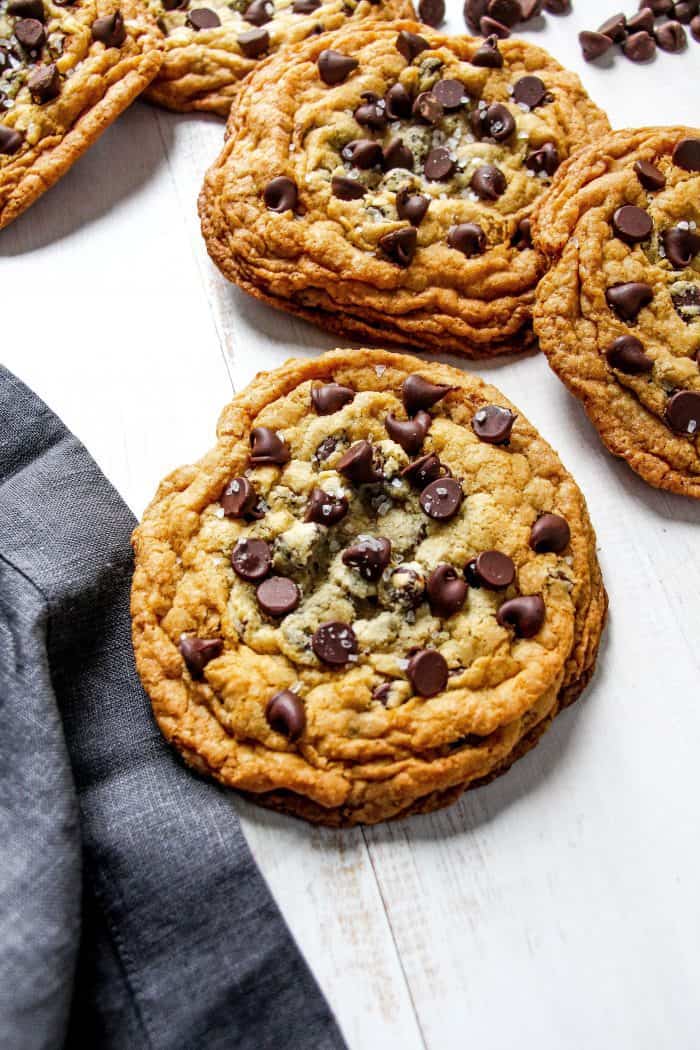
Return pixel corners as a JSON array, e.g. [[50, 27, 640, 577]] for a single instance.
[[131, 349, 606, 826], [198, 22, 609, 357], [144, 0, 413, 116], [0, 0, 162, 229], [533, 127, 700, 499]]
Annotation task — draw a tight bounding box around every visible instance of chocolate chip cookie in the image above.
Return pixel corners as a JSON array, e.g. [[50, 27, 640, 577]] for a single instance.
[[533, 127, 700, 498], [0, 0, 162, 229], [144, 0, 413, 116], [198, 22, 609, 357], [131, 348, 606, 826]]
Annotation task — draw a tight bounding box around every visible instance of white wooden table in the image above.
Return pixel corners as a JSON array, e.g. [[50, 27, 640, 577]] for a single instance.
[[3, 3, 699, 1046]]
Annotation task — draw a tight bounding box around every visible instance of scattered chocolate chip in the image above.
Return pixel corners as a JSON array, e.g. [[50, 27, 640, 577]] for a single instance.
[[691, 13, 700, 37], [244, 0, 273, 23], [402, 374, 452, 415], [488, 0, 521, 23], [470, 550, 515, 589], [354, 92, 387, 130], [656, 19, 687, 49], [401, 452, 449, 488], [342, 536, 391, 580], [15, 17, 45, 48], [424, 147, 455, 182], [305, 487, 348, 525], [642, 0, 672, 12], [342, 138, 383, 169], [675, 0, 699, 23], [413, 91, 444, 126], [331, 175, 366, 200], [318, 49, 358, 85], [512, 75, 548, 109], [28, 63, 59, 103], [263, 175, 297, 212], [512, 217, 533, 250], [471, 102, 515, 142], [662, 226, 700, 269], [265, 690, 305, 739], [179, 635, 223, 678], [8, 0, 44, 19], [612, 205, 653, 244], [396, 29, 429, 62], [665, 390, 700, 434], [448, 222, 487, 257], [379, 226, 417, 266], [384, 82, 412, 120], [497, 595, 545, 637], [427, 564, 468, 618], [605, 334, 654, 373], [480, 14, 511, 36], [673, 137, 700, 172], [634, 158, 666, 191], [407, 649, 448, 697], [472, 404, 516, 444], [385, 410, 431, 454], [471, 34, 503, 67], [336, 440, 382, 483], [257, 576, 300, 617], [579, 30, 613, 61], [525, 142, 559, 176], [231, 537, 272, 581], [186, 5, 221, 28], [464, 0, 489, 32], [312, 383, 355, 414], [221, 476, 261, 517], [433, 78, 467, 110], [606, 282, 654, 321], [0, 125, 23, 154], [382, 138, 414, 172], [419, 0, 445, 26], [293, 0, 320, 10], [530, 513, 570, 553], [623, 30, 656, 62], [238, 26, 268, 56], [627, 6, 655, 32], [545, 0, 571, 11], [598, 11, 627, 40], [470, 164, 507, 200], [396, 189, 430, 226], [420, 477, 463, 520], [312, 621, 358, 666], [249, 426, 290, 466]]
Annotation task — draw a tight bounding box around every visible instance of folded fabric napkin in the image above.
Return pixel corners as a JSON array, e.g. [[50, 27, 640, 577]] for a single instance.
[[0, 366, 346, 1050]]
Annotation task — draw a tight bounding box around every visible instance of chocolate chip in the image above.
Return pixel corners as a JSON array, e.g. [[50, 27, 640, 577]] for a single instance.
[[471, 550, 515, 589], [28, 63, 59, 103], [471, 34, 504, 67], [472, 404, 516, 443], [627, 7, 655, 32], [470, 102, 515, 142], [221, 476, 260, 517], [480, 14, 511, 36], [448, 222, 487, 257], [401, 452, 449, 488], [665, 390, 700, 434], [0, 125, 23, 155], [544, 0, 570, 11], [244, 0, 273, 24], [263, 176, 297, 212], [342, 139, 383, 169], [91, 8, 127, 43], [342, 536, 391, 580], [311, 383, 355, 414], [8, 0, 44, 19], [249, 426, 290, 466], [312, 621, 358, 665], [673, 138, 700, 172], [257, 576, 300, 617], [464, 0, 489, 31], [293, 0, 320, 10], [520, 0, 544, 17], [512, 217, 533, 249], [15, 17, 45, 48], [642, 0, 672, 12], [419, 0, 445, 25], [238, 27, 268, 55], [612, 205, 653, 244], [354, 92, 387, 130], [691, 12, 700, 36], [162, 0, 187, 8], [413, 91, 444, 126], [623, 31, 656, 61], [634, 159, 666, 191], [407, 649, 448, 697], [662, 226, 700, 269], [656, 19, 687, 49], [427, 564, 468, 618], [488, 0, 521, 24], [265, 690, 305, 739], [382, 139, 413, 171], [396, 29, 428, 62], [512, 75, 548, 109], [432, 78, 467, 110], [331, 175, 365, 200], [605, 335, 654, 373], [579, 30, 613, 61], [530, 513, 570, 553], [674, 0, 699, 23], [497, 595, 545, 637], [179, 635, 223, 678], [396, 189, 430, 226], [305, 487, 348, 525], [598, 11, 627, 40], [525, 142, 559, 176], [384, 83, 412, 120], [470, 164, 507, 200], [424, 147, 455, 181], [606, 282, 654, 321], [336, 440, 382, 483], [385, 410, 431, 454], [379, 226, 417, 266], [318, 49, 358, 85], [402, 374, 452, 415], [231, 537, 272, 581], [419, 477, 463, 520]]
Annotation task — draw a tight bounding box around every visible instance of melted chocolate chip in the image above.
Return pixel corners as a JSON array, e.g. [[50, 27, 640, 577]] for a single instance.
[[305, 487, 348, 525], [396, 29, 428, 62], [634, 158, 666, 191], [384, 83, 412, 120], [231, 538, 272, 581], [312, 621, 358, 665], [238, 27, 269, 56], [512, 217, 533, 250], [244, 0, 274, 23], [354, 92, 387, 130], [512, 75, 548, 109], [606, 335, 654, 373], [336, 440, 382, 483], [401, 452, 448, 489], [186, 7, 221, 29], [249, 426, 290, 466], [497, 595, 545, 637], [471, 34, 503, 67], [28, 62, 59, 103], [382, 139, 414, 172], [318, 49, 358, 85], [311, 383, 355, 414], [314, 435, 338, 461], [419, 477, 463, 520], [263, 176, 298, 212], [221, 476, 261, 518], [402, 374, 452, 415], [342, 138, 382, 169], [331, 175, 365, 200], [525, 142, 559, 176], [530, 513, 570, 554], [265, 690, 305, 740], [424, 147, 455, 181], [665, 390, 700, 434], [612, 205, 653, 244], [470, 550, 515, 589], [385, 410, 431, 454], [15, 17, 45, 48], [472, 404, 515, 444], [433, 78, 467, 110], [412, 91, 444, 126], [407, 649, 448, 697], [470, 164, 507, 200], [448, 222, 487, 257], [427, 564, 468, 618], [342, 536, 391, 580], [378, 226, 417, 266], [179, 635, 223, 678], [606, 282, 654, 321], [257, 576, 300, 617], [662, 226, 700, 269], [396, 189, 430, 226], [0, 125, 23, 155], [470, 102, 515, 142]]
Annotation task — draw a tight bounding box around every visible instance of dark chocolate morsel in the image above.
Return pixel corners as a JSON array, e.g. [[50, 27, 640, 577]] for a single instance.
[[304, 487, 348, 525], [605, 282, 654, 321], [662, 226, 700, 269], [179, 635, 223, 678], [400, 452, 449, 489], [27, 63, 59, 103], [530, 513, 570, 554], [385, 410, 431, 454], [655, 20, 687, 50], [292, 0, 320, 11], [378, 226, 417, 266], [470, 164, 507, 200], [15, 16, 46, 48], [424, 146, 455, 181], [382, 138, 414, 172], [627, 7, 655, 33], [8, 0, 45, 17], [634, 159, 666, 191], [384, 82, 412, 120], [471, 550, 515, 589], [231, 537, 272, 581], [480, 14, 511, 36], [433, 78, 468, 110], [402, 374, 452, 415], [91, 12, 126, 44], [597, 12, 627, 41], [512, 75, 548, 110], [612, 205, 653, 244], [238, 27, 269, 56], [673, 138, 700, 172], [312, 621, 358, 665], [331, 175, 366, 200], [342, 536, 391, 581], [396, 29, 428, 62], [427, 564, 468, 618], [221, 476, 260, 517], [472, 404, 515, 444], [249, 426, 290, 466], [525, 142, 559, 176], [407, 649, 448, 697], [512, 217, 533, 250], [336, 440, 382, 483], [497, 595, 546, 637], [186, 7, 221, 29], [419, 477, 463, 520], [448, 222, 487, 257], [354, 92, 387, 130], [470, 101, 515, 142], [622, 30, 656, 62], [488, 0, 521, 25], [244, 0, 274, 24], [419, 0, 445, 26], [396, 189, 430, 226], [665, 390, 700, 435], [412, 91, 444, 126], [471, 34, 503, 67], [0, 125, 23, 155], [605, 335, 654, 374], [256, 576, 300, 617], [263, 176, 298, 212], [317, 49, 358, 85], [579, 30, 613, 61], [311, 383, 355, 414], [265, 690, 306, 740], [342, 138, 383, 169]]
